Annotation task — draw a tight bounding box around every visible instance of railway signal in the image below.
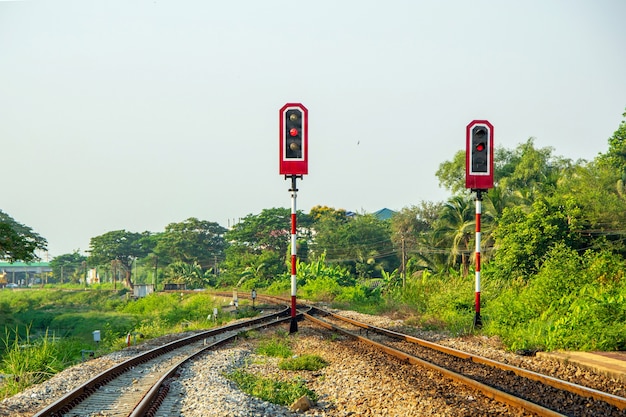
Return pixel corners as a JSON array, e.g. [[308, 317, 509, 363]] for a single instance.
[[279, 102, 309, 333], [279, 103, 308, 176], [465, 120, 494, 191], [465, 119, 494, 329]]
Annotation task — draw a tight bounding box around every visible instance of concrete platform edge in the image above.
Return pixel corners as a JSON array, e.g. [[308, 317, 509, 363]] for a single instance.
[[537, 351, 626, 384]]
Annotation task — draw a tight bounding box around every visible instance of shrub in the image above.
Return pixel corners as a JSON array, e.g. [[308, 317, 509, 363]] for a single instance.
[[334, 284, 371, 304], [484, 246, 626, 351], [300, 276, 342, 302]]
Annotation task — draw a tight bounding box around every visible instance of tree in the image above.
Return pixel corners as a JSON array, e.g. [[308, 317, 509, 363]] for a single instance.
[[496, 138, 572, 200], [226, 207, 310, 258], [552, 161, 626, 257], [154, 218, 227, 270], [390, 203, 442, 281], [308, 206, 349, 260], [87, 230, 153, 288], [0, 210, 47, 262], [165, 261, 214, 288], [309, 205, 349, 224], [491, 196, 587, 280], [435, 150, 468, 196], [223, 208, 311, 285], [433, 195, 475, 276], [597, 108, 626, 177], [311, 213, 396, 278], [436, 139, 572, 205], [50, 251, 86, 283]]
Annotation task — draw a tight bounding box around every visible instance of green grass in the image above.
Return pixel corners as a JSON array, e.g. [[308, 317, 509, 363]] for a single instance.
[[255, 337, 293, 358], [279, 354, 328, 371], [226, 369, 317, 405], [0, 327, 94, 398], [0, 289, 240, 398]]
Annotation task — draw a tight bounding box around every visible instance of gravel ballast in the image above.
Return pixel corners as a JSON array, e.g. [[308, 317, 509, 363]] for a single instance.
[[2, 310, 624, 417]]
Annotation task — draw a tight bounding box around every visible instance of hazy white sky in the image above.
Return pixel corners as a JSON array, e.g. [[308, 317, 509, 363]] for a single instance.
[[1, 0, 625, 258]]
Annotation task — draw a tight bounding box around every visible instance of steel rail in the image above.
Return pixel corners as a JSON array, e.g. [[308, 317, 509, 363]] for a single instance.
[[32, 308, 290, 417], [304, 310, 569, 417], [310, 306, 626, 411], [210, 291, 294, 307], [130, 313, 298, 417]]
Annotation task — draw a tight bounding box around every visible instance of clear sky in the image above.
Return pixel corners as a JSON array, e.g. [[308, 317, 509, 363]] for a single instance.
[[1, 0, 625, 258]]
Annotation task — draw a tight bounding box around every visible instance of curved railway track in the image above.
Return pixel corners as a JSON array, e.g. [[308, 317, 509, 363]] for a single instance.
[[27, 292, 626, 416], [304, 306, 626, 417], [32, 305, 293, 417]]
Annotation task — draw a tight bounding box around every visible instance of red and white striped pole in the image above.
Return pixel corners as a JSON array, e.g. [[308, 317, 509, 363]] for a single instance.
[[289, 175, 299, 333], [474, 190, 483, 328]]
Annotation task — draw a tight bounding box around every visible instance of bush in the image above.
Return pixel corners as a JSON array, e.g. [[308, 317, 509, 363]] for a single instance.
[[484, 246, 626, 351], [300, 276, 342, 302], [334, 284, 372, 304]]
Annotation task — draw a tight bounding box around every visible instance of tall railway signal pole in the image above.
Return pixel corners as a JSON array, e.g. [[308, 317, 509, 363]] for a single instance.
[[279, 103, 308, 333], [465, 120, 494, 328]]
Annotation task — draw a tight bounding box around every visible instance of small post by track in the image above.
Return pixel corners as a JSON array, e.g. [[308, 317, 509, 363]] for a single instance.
[[279, 102, 308, 334]]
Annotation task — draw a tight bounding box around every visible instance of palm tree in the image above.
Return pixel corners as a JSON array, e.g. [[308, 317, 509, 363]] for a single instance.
[[434, 195, 475, 276], [406, 231, 449, 275]]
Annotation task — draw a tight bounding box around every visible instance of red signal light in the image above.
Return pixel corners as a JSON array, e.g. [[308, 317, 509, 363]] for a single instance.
[[466, 120, 494, 190], [280, 103, 308, 176]]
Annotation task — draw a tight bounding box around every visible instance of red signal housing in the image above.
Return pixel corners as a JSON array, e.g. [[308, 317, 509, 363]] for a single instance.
[[465, 120, 494, 190], [279, 103, 308, 175]]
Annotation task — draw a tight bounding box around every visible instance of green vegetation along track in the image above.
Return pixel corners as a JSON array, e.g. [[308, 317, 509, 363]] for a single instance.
[[305, 306, 626, 417], [32, 308, 292, 417]]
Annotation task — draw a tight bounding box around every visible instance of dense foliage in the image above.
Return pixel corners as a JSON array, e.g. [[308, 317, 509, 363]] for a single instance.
[[485, 246, 626, 351], [153, 218, 227, 270], [49, 252, 87, 283], [87, 230, 154, 287], [0, 210, 47, 263]]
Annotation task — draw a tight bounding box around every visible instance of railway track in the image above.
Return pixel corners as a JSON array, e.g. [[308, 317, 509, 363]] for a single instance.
[[26, 292, 626, 416], [304, 306, 626, 417], [32, 305, 293, 417]]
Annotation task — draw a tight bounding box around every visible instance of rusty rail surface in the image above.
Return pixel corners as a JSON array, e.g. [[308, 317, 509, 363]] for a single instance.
[[304, 306, 626, 417], [33, 308, 291, 417]]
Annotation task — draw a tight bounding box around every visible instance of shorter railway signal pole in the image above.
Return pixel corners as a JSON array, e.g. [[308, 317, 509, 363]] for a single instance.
[[279, 103, 308, 333], [465, 120, 494, 328]]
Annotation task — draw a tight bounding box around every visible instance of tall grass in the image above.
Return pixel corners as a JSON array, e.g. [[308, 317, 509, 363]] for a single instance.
[[0, 327, 90, 398], [0, 290, 241, 397]]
